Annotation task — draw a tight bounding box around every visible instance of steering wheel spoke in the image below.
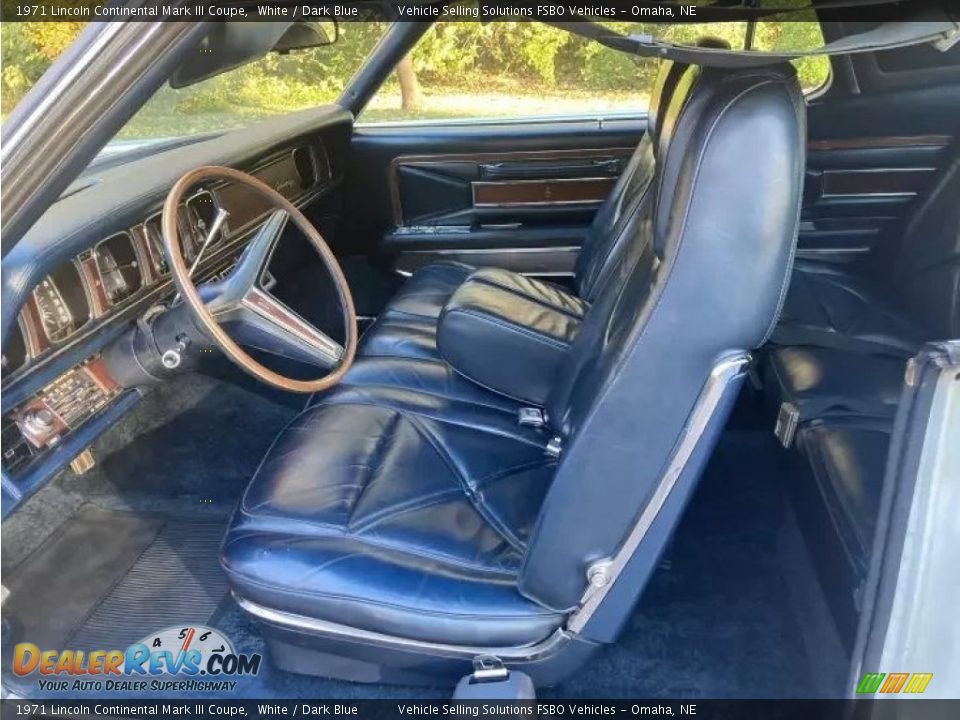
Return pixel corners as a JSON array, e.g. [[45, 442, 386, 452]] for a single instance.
[[218, 287, 344, 369], [163, 166, 356, 393]]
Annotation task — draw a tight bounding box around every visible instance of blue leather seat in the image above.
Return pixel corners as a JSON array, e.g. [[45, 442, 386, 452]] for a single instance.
[[358, 55, 694, 362], [793, 416, 892, 640], [221, 63, 805, 684]]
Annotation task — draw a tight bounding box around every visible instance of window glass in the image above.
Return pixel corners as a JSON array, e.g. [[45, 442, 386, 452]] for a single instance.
[[361, 19, 829, 124], [118, 22, 389, 141], [754, 19, 831, 91], [1, 21, 390, 141]]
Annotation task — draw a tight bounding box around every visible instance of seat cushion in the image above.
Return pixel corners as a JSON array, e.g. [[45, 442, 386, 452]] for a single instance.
[[771, 260, 923, 357], [438, 272, 586, 405], [796, 417, 890, 580], [222, 386, 562, 647], [316, 356, 521, 414], [764, 346, 905, 423], [359, 313, 440, 360], [381, 261, 474, 320], [360, 265, 585, 366]]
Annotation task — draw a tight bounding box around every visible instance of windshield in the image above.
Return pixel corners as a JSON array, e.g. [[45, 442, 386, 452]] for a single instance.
[[1, 21, 389, 152], [117, 22, 389, 143]]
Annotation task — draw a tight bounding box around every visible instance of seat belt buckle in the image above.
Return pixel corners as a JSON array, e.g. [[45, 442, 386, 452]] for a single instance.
[[775, 402, 800, 448], [518, 407, 545, 428]]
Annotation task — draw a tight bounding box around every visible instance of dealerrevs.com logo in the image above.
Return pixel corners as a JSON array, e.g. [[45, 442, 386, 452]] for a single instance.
[[13, 625, 261, 693]]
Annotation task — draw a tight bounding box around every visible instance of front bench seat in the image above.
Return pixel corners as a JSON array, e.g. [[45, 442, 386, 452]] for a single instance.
[[359, 53, 699, 362], [221, 63, 805, 685]]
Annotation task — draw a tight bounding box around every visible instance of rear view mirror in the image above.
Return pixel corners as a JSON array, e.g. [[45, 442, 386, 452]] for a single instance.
[[274, 21, 339, 53], [170, 21, 339, 89]]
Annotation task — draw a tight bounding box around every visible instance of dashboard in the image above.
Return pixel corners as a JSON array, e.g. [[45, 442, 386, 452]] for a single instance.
[[1, 107, 351, 511]]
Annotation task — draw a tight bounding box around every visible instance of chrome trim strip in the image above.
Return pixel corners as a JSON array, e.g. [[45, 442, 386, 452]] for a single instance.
[[401, 246, 580, 256], [234, 594, 570, 660], [240, 287, 344, 366], [566, 354, 751, 633], [1, 24, 127, 156], [795, 247, 873, 257], [356, 112, 648, 131]]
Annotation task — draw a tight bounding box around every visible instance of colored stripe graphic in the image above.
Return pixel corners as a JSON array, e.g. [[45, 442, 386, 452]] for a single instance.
[[857, 673, 885, 694], [904, 673, 933, 694], [880, 673, 909, 693]]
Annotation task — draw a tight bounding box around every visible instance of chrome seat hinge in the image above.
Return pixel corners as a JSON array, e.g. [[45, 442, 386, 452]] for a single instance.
[[545, 435, 563, 458], [518, 407, 546, 428]]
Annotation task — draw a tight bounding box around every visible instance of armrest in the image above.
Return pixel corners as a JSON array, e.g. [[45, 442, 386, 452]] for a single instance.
[[437, 271, 585, 406]]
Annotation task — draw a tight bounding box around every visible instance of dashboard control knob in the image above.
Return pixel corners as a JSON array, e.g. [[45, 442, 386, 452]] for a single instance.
[[23, 407, 55, 434], [161, 349, 182, 369]]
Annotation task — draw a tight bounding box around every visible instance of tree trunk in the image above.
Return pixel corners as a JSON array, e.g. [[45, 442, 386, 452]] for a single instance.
[[396, 54, 422, 111]]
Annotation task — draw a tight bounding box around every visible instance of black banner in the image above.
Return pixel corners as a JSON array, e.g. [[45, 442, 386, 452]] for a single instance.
[[0, 0, 956, 23], [4, 700, 960, 720]]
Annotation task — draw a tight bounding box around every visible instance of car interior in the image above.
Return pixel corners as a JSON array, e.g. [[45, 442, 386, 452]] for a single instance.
[[1, 17, 958, 699]]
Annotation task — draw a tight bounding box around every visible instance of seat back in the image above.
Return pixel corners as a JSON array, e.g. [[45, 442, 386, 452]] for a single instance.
[[572, 60, 690, 301], [892, 151, 960, 339], [520, 64, 805, 638], [575, 38, 733, 303]]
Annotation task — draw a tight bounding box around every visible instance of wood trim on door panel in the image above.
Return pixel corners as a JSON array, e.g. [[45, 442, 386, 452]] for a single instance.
[[473, 177, 615, 208], [807, 135, 952, 152], [821, 168, 935, 198], [390, 147, 635, 226]]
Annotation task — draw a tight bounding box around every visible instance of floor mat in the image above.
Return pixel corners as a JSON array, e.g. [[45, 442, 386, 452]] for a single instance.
[[5, 505, 228, 653]]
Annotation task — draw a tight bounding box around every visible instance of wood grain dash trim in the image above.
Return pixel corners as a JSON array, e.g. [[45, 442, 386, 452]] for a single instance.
[[808, 135, 952, 152]]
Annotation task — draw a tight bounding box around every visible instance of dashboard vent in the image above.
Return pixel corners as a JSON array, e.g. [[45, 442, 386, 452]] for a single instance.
[[293, 146, 317, 189]]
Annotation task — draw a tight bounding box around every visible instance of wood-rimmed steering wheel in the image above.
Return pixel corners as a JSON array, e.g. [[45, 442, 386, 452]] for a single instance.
[[162, 165, 356, 394]]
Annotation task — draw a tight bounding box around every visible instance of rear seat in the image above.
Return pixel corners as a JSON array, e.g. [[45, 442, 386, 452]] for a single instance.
[[792, 416, 892, 640], [763, 149, 959, 642]]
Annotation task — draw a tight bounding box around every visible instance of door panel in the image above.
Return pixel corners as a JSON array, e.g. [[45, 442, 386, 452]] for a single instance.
[[341, 118, 645, 276], [802, 82, 958, 264]]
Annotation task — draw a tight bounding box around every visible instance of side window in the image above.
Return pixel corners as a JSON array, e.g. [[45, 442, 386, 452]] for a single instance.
[[360, 20, 831, 125], [753, 20, 832, 92], [361, 22, 660, 124]]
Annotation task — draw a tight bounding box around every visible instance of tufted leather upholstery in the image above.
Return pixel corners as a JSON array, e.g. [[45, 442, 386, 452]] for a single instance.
[[222, 62, 804, 681], [223, 383, 563, 646]]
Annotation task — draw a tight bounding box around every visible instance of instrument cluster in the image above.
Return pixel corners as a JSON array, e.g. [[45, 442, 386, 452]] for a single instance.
[[2, 144, 328, 383]]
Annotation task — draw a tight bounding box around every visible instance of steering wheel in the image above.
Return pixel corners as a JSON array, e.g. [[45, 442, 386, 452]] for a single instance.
[[162, 166, 357, 394]]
